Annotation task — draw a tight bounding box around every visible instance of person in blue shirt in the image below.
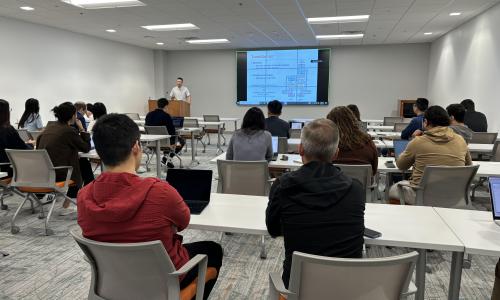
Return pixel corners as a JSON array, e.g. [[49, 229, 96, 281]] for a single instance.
[[401, 98, 429, 140], [74, 102, 88, 132]]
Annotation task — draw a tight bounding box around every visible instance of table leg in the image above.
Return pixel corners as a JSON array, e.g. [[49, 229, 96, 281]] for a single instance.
[[415, 249, 426, 300], [234, 120, 238, 131], [189, 131, 199, 167], [217, 124, 223, 154], [448, 251, 464, 300], [260, 235, 267, 259], [156, 140, 161, 178]]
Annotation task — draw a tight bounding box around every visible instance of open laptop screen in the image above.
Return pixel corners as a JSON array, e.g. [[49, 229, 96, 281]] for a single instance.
[[166, 169, 212, 202], [394, 140, 409, 159], [272, 136, 278, 154], [490, 177, 500, 219]]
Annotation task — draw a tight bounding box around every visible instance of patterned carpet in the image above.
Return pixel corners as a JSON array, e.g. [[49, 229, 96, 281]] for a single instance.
[[0, 136, 497, 299]]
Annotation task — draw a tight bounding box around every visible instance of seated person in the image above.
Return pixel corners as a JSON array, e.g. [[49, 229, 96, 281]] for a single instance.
[[227, 107, 273, 161], [401, 98, 429, 140], [36, 102, 92, 211], [265, 100, 290, 138], [446, 104, 473, 143], [347, 104, 365, 131], [87, 102, 107, 132], [18, 98, 43, 132], [77, 114, 222, 298], [327, 106, 378, 174], [461, 99, 488, 132], [0, 99, 33, 177], [389, 106, 472, 204], [145, 98, 185, 165], [73, 101, 88, 132], [266, 118, 365, 288]]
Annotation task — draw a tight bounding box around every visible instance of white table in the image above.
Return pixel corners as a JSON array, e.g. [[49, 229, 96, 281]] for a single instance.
[[368, 131, 401, 138], [178, 127, 201, 167], [186, 117, 239, 131], [188, 194, 464, 300], [134, 120, 145, 126], [362, 119, 384, 125], [198, 121, 225, 154], [368, 125, 394, 131], [374, 140, 494, 154], [209, 153, 303, 169], [434, 208, 500, 299]]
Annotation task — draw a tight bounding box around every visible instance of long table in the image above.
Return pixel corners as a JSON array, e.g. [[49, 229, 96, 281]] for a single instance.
[[374, 140, 494, 154], [188, 193, 464, 300]]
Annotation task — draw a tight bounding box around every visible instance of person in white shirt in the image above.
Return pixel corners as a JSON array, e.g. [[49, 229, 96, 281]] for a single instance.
[[18, 98, 43, 132], [169, 77, 191, 103]]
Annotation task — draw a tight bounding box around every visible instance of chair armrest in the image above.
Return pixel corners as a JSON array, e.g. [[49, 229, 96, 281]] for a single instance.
[[401, 281, 417, 297], [51, 166, 73, 170], [269, 272, 295, 299], [51, 166, 73, 189], [0, 162, 10, 166], [170, 254, 208, 300]]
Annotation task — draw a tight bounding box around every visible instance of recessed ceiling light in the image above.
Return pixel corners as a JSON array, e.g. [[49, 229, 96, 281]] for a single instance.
[[185, 39, 230, 44], [156, 42, 164, 45], [307, 15, 369, 24], [316, 34, 364, 40], [424, 32, 433, 35], [142, 23, 199, 31], [449, 12, 462, 16], [61, 0, 145, 9], [20, 6, 35, 11], [106, 29, 116, 33]]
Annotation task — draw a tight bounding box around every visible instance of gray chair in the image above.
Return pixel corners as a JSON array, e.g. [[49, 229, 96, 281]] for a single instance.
[[182, 118, 206, 153], [337, 164, 378, 203], [383, 117, 403, 126], [470, 132, 498, 144], [203, 115, 226, 145], [28, 130, 42, 141], [393, 122, 409, 132], [6, 149, 74, 235], [278, 137, 288, 154], [289, 129, 301, 139], [216, 159, 270, 258], [70, 229, 210, 300], [144, 126, 183, 169], [124, 113, 140, 120], [16, 129, 32, 143], [397, 165, 479, 208], [269, 251, 418, 300]]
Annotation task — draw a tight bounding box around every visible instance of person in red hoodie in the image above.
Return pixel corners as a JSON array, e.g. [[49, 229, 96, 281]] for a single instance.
[[77, 113, 223, 299]]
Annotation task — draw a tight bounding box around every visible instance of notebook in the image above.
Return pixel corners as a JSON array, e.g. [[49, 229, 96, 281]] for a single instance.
[[166, 169, 212, 215], [489, 176, 500, 224]]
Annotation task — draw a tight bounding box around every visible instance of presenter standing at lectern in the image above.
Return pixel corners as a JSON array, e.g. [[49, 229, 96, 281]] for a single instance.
[[169, 77, 191, 104]]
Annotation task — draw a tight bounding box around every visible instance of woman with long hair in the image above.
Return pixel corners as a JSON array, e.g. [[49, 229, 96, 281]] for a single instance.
[[226, 107, 273, 161], [18, 98, 43, 131], [87, 102, 107, 132], [326, 106, 378, 174], [0, 99, 31, 177]]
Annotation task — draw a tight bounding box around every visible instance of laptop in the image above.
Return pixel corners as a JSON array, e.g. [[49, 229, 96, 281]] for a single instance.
[[271, 136, 279, 161], [489, 177, 500, 226], [290, 122, 302, 130], [172, 117, 184, 129], [394, 139, 410, 159], [166, 169, 212, 215]]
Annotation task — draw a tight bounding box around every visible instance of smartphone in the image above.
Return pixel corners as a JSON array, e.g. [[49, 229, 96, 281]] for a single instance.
[[364, 227, 382, 239], [384, 160, 395, 168]]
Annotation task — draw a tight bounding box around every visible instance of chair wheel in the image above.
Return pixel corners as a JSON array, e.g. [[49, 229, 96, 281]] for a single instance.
[[1, 204, 7, 210], [11, 226, 20, 234], [45, 229, 54, 236]]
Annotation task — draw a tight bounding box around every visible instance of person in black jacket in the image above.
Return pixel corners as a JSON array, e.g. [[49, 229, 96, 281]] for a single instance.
[[461, 99, 488, 132], [265, 100, 290, 138], [0, 99, 33, 178], [266, 118, 365, 288]]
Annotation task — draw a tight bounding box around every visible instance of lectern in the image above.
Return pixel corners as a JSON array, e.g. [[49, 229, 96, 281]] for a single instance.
[[147, 99, 191, 117]]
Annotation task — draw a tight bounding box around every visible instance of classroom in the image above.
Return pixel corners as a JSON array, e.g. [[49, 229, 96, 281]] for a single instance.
[[2, 0, 500, 299]]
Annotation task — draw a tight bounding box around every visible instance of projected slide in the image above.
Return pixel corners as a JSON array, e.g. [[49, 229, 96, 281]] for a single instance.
[[236, 49, 330, 106]]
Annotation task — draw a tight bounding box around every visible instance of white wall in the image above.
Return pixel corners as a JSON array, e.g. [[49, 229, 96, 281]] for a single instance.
[[164, 44, 430, 121], [0, 16, 155, 125], [427, 3, 500, 132]]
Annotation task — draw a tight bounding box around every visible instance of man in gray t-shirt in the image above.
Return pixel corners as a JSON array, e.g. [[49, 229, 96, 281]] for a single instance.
[[446, 104, 474, 143]]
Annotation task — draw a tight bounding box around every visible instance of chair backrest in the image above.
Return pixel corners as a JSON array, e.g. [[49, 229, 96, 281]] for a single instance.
[[144, 126, 171, 147], [278, 137, 288, 154], [287, 251, 418, 300], [28, 131, 42, 141], [184, 118, 200, 128], [289, 129, 302, 139], [393, 122, 409, 132], [492, 141, 500, 162], [217, 160, 270, 196], [417, 165, 479, 208], [470, 132, 498, 144], [125, 113, 140, 120], [203, 115, 222, 131], [383, 117, 403, 126], [70, 229, 182, 300], [6, 149, 56, 188], [16, 129, 31, 142], [336, 164, 373, 202]]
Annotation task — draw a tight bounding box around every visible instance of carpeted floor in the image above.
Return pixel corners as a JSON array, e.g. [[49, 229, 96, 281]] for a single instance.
[[0, 136, 497, 299]]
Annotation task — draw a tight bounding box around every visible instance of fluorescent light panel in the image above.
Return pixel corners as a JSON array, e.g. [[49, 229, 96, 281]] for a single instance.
[[156, 42, 164, 45], [142, 23, 199, 31], [316, 34, 364, 40], [307, 15, 369, 24], [186, 39, 230, 44], [20, 6, 35, 11], [61, 0, 145, 9], [449, 12, 462, 16], [424, 32, 433, 35], [106, 29, 116, 32]]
